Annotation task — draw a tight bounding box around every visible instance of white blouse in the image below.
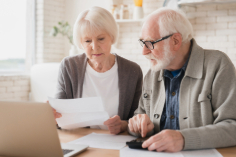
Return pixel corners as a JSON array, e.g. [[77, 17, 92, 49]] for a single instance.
[[82, 57, 119, 130]]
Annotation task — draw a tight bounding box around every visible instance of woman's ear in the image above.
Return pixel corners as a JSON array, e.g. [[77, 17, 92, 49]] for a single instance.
[[111, 36, 115, 44]]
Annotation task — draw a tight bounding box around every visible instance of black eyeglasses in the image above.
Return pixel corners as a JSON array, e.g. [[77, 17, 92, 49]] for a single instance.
[[138, 34, 173, 50]]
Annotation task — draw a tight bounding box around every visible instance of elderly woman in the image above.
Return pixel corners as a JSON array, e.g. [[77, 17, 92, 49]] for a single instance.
[[52, 6, 143, 134]]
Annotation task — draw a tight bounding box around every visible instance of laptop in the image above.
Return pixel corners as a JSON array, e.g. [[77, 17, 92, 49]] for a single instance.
[[0, 101, 88, 157]]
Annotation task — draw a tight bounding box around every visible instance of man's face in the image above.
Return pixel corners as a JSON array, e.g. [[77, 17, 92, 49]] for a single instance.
[[140, 20, 175, 72]]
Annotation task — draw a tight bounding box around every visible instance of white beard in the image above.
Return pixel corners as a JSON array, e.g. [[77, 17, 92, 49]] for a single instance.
[[145, 43, 175, 72]]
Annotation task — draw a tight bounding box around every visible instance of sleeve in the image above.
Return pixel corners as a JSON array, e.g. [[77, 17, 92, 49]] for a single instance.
[[127, 66, 143, 119], [128, 71, 154, 137], [54, 59, 71, 99], [180, 62, 236, 150]]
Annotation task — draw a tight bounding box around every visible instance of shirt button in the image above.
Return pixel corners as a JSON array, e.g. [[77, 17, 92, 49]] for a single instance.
[[154, 114, 159, 119], [170, 115, 175, 119], [144, 93, 148, 98], [172, 92, 176, 96]]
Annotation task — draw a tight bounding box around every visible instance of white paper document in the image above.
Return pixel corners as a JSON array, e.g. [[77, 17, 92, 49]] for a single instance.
[[48, 97, 109, 129], [120, 146, 183, 157], [181, 149, 223, 157], [68, 133, 136, 150], [120, 147, 223, 157]]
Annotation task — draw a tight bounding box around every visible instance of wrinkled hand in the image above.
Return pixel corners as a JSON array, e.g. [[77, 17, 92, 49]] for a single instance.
[[128, 114, 154, 137], [46, 101, 62, 119], [142, 130, 184, 152], [104, 115, 127, 134]]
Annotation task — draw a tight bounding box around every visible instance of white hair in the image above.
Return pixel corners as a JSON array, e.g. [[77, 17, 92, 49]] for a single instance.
[[146, 7, 193, 44], [73, 6, 118, 49], [145, 40, 175, 72]]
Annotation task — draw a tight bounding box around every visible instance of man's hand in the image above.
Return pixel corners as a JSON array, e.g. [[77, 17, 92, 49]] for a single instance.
[[142, 130, 184, 152], [104, 115, 127, 134], [128, 114, 154, 137]]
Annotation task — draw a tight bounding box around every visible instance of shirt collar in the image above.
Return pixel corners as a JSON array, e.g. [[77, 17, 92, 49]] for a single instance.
[[184, 38, 204, 79]]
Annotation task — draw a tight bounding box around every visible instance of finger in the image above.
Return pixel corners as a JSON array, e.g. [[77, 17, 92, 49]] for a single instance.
[[104, 118, 117, 126], [147, 121, 154, 132], [108, 126, 116, 133], [129, 117, 139, 133], [103, 119, 109, 125], [106, 121, 121, 127], [55, 112, 62, 118], [132, 120, 140, 133], [136, 116, 141, 132], [107, 123, 121, 133], [142, 134, 162, 148], [156, 145, 167, 152], [110, 130, 120, 135], [128, 119, 134, 132], [109, 126, 120, 134], [104, 115, 120, 125], [141, 117, 148, 137], [52, 108, 56, 112], [147, 140, 165, 151]]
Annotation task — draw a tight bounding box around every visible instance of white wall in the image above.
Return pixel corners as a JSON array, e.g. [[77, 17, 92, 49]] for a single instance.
[[1, 0, 236, 101], [0, 75, 30, 101], [36, 0, 66, 63], [182, 3, 236, 66]]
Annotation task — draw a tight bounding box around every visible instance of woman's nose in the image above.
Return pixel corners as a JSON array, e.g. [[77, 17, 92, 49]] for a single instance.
[[91, 41, 99, 50]]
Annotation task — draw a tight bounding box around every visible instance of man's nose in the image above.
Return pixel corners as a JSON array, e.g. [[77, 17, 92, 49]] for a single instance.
[[142, 45, 151, 56]]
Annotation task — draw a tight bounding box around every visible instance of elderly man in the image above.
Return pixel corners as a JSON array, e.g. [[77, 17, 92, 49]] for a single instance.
[[128, 8, 236, 152]]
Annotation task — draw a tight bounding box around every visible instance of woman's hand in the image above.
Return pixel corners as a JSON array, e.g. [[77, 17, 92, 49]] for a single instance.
[[52, 108, 62, 119], [46, 101, 62, 119], [104, 115, 128, 134]]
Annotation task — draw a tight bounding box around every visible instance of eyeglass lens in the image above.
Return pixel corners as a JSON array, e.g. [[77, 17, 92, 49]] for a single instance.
[[139, 40, 154, 50], [145, 41, 153, 50]]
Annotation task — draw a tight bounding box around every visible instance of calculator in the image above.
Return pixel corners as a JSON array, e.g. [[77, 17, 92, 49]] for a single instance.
[[126, 138, 148, 149]]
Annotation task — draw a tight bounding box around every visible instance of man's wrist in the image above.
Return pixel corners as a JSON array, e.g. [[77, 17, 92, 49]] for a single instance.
[[177, 130, 185, 150]]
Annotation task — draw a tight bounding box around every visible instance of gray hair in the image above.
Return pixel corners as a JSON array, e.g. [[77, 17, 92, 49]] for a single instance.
[[145, 8, 193, 44], [73, 6, 118, 49]]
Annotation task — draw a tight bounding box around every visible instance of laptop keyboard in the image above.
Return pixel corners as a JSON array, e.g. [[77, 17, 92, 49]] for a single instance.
[[62, 149, 74, 155]]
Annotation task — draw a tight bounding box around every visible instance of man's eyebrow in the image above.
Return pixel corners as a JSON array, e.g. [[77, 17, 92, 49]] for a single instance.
[[139, 37, 155, 41]]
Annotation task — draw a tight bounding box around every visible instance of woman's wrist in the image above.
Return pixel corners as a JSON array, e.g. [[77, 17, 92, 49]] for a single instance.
[[120, 120, 128, 132]]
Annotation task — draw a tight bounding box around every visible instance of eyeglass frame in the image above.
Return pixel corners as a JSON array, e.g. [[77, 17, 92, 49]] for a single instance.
[[138, 34, 174, 50]]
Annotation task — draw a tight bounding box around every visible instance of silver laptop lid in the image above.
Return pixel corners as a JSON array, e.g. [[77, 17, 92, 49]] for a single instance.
[[0, 101, 63, 157]]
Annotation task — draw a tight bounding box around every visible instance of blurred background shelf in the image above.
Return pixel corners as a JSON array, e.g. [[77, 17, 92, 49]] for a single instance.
[[116, 19, 143, 23], [178, 0, 236, 6]]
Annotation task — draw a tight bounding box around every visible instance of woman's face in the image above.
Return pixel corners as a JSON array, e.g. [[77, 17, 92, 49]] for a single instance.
[[81, 31, 113, 63]]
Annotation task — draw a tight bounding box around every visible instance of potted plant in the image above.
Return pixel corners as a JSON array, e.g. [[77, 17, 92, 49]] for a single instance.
[[50, 21, 78, 56]]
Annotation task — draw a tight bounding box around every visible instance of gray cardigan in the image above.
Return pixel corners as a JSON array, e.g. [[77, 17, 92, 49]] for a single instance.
[[129, 39, 236, 150], [55, 53, 143, 120]]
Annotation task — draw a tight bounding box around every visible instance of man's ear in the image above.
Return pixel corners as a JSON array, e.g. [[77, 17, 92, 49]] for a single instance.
[[171, 33, 182, 51]]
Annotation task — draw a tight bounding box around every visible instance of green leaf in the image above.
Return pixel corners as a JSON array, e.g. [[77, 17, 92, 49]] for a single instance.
[[50, 21, 73, 45]]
